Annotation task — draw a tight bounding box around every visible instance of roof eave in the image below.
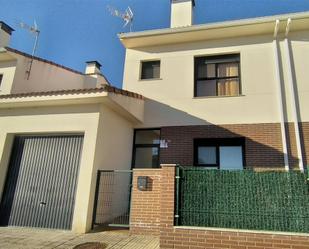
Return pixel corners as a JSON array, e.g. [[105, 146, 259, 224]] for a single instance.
[[119, 11, 309, 48]]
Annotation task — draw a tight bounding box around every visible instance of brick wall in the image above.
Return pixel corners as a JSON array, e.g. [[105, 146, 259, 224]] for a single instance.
[[130, 165, 309, 249], [163, 228, 309, 249], [160, 122, 309, 170], [130, 169, 162, 236]]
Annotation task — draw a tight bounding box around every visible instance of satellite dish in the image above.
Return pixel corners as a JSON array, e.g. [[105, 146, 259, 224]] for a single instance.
[[18, 20, 40, 79], [107, 5, 134, 32]]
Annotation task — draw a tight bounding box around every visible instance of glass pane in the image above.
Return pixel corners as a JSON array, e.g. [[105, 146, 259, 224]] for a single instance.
[[198, 146, 217, 165], [217, 79, 239, 96], [207, 64, 216, 78], [134, 147, 159, 168], [196, 80, 216, 97], [135, 130, 160, 145], [219, 146, 243, 170], [217, 63, 239, 77], [197, 63, 207, 78], [141, 61, 160, 79], [152, 64, 160, 78]]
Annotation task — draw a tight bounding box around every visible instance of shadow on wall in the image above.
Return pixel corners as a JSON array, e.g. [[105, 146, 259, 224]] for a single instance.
[[285, 37, 308, 169], [134, 35, 273, 54], [142, 99, 303, 170]]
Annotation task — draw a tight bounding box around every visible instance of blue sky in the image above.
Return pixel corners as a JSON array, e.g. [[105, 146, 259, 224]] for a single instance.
[[1, 0, 309, 88]]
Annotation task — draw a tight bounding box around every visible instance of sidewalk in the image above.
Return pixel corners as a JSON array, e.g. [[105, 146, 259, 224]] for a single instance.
[[0, 227, 159, 249]]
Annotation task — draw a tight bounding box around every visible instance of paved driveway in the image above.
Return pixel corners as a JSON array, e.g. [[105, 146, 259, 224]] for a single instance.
[[0, 227, 159, 249]]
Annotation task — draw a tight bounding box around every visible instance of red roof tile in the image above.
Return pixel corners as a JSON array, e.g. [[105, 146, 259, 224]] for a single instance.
[[0, 85, 144, 100]]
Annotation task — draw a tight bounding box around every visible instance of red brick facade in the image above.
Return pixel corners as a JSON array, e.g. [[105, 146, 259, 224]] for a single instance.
[[130, 169, 162, 236], [130, 165, 309, 249], [160, 122, 309, 170]]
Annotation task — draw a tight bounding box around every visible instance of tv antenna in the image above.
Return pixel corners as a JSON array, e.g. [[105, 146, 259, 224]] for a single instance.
[[107, 5, 134, 32], [19, 20, 40, 79]]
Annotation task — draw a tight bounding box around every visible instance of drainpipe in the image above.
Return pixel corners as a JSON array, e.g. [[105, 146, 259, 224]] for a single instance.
[[273, 19, 289, 171], [284, 18, 305, 172]]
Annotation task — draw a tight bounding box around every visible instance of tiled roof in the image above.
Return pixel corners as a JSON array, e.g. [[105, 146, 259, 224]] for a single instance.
[[5, 47, 85, 75], [0, 85, 144, 100]]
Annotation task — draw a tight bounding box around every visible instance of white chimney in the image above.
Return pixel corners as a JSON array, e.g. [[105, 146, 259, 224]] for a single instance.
[[170, 0, 195, 28], [0, 21, 14, 47], [84, 61, 109, 88], [85, 61, 102, 75]]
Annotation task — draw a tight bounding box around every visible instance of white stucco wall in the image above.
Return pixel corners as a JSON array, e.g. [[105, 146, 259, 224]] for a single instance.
[[10, 53, 91, 93], [287, 30, 309, 122], [0, 59, 17, 94], [122, 31, 309, 127], [0, 96, 137, 233], [0, 104, 101, 233]]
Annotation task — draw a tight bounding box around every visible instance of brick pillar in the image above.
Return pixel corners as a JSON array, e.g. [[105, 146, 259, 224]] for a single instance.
[[160, 164, 176, 248], [130, 169, 162, 236]]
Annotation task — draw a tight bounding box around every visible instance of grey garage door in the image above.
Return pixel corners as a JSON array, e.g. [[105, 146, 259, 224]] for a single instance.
[[0, 135, 84, 230]]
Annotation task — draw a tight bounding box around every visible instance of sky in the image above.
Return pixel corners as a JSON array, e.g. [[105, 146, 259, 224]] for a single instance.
[[0, 0, 309, 88]]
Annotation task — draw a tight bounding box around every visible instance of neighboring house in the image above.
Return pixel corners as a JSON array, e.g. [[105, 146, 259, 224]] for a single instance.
[[0, 21, 144, 232], [0, 0, 308, 234]]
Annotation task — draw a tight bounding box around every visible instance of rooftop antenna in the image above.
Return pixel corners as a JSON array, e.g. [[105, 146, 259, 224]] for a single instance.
[[19, 20, 40, 79], [107, 5, 134, 32]]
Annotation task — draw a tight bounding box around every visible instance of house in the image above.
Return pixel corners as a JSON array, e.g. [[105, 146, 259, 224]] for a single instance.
[[120, 0, 309, 172], [0, 0, 309, 237]]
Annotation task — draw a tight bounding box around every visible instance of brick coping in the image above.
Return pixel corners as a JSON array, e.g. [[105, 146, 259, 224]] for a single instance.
[[133, 168, 162, 171], [174, 226, 309, 237]]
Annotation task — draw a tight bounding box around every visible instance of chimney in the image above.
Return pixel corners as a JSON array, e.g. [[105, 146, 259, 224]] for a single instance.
[[170, 0, 195, 28], [85, 61, 102, 74], [84, 61, 109, 88], [0, 21, 14, 47]]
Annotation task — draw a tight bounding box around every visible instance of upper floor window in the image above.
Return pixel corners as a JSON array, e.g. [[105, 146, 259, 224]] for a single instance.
[[141, 60, 160, 80], [194, 54, 241, 97], [0, 74, 3, 87]]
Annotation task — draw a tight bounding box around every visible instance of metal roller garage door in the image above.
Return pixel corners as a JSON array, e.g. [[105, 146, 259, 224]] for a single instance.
[[0, 135, 84, 230]]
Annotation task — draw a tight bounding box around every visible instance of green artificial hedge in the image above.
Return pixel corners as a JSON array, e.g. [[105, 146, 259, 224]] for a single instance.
[[177, 167, 309, 233]]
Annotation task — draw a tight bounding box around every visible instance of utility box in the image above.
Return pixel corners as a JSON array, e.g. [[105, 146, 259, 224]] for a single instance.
[[137, 176, 149, 191]]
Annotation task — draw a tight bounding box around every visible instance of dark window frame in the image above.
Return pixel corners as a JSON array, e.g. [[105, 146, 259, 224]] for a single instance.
[[194, 54, 241, 97], [140, 60, 161, 80], [194, 138, 246, 168], [0, 74, 3, 87], [131, 128, 161, 169]]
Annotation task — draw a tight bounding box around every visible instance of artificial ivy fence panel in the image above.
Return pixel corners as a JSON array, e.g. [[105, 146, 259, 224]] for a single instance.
[[177, 168, 309, 233]]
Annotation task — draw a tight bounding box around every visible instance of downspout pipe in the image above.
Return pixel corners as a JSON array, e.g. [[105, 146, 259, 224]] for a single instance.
[[273, 19, 290, 171], [284, 18, 305, 172]]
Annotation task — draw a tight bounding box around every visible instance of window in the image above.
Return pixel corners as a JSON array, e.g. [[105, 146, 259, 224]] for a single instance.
[[141, 60, 160, 80], [0, 74, 3, 87], [132, 129, 161, 168], [194, 54, 241, 97], [194, 138, 245, 169]]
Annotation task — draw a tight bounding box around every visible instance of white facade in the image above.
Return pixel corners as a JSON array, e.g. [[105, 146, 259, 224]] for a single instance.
[[0, 48, 108, 95], [120, 13, 309, 127]]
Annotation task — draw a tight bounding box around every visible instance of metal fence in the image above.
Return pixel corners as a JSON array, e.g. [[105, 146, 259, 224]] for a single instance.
[[175, 166, 309, 233], [92, 170, 132, 228]]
